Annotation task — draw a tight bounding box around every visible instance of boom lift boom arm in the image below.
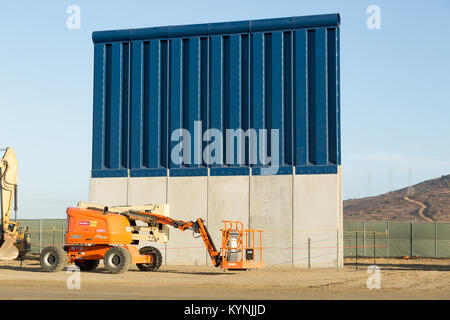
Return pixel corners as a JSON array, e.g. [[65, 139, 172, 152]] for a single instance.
[[120, 210, 222, 267]]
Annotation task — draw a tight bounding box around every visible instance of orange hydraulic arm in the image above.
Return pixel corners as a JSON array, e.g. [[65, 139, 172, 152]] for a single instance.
[[120, 210, 222, 267], [195, 217, 221, 267]]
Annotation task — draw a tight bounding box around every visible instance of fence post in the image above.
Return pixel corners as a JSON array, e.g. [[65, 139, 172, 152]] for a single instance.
[[356, 225, 358, 270], [435, 221, 438, 259], [373, 231, 376, 265], [363, 222, 366, 257], [386, 221, 390, 270], [308, 238, 311, 269], [39, 219, 42, 254], [410, 221, 414, 258], [336, 228, 339, 272]]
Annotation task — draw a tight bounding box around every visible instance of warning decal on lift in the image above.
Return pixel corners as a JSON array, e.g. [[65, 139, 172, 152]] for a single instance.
[[78, 221, 97, 227]]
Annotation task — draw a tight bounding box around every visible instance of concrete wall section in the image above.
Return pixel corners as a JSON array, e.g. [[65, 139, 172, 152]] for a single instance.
[[293, 168, 343, 268], [89, 167, 343, 268], [250, 175, 292, 267], [128, 176, 168, 264], [337, 166, 344, 267], [128, 177, 167, 205], [165, 176, 208, 265], [89, 177, 128, 206], [207, 175, 250, 265]]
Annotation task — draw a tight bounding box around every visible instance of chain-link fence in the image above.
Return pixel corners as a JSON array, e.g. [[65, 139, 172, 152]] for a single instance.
[[18, 219, 66, 253], [344, 221, 450, 258]]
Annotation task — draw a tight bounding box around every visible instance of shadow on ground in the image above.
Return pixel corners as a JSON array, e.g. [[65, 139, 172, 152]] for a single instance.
[[345, 261, 450, 271], [0, 262, 41, 272]]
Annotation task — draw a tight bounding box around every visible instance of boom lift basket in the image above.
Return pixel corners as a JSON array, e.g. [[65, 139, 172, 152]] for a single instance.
[[221, 221, 264, 270]]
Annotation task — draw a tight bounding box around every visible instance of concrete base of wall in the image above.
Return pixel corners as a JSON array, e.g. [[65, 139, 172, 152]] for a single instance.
[[89, 166, 343, 268], [166, 176, 207, 265], [293, 167, 343, 268], [89, 177, 128, 206], [128, 177, 167, 205], [250, 175, 292, 267], [127, 177, 168, 264], [207, 175, 249, 266]]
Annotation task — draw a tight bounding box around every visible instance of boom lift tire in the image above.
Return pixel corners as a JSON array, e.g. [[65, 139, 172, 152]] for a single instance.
[[75, 259, 100, 272], [103, 246, 132, 274], [40, 246, 67, 272], [136, 246, 162, 272]]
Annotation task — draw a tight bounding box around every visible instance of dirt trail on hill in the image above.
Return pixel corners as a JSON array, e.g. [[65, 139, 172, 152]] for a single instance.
[[404, 195, 433, 222]]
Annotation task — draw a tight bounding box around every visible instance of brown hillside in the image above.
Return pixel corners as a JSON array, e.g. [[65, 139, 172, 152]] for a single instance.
[[344, 174, 450, 222]]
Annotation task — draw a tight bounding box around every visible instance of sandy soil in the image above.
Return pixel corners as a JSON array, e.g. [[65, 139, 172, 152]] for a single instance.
[[0, 257, 450, 299]]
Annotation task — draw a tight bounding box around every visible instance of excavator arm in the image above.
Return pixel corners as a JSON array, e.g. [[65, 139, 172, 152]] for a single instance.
[[0, 147, 18, 235], [0, 147, 30, 260]]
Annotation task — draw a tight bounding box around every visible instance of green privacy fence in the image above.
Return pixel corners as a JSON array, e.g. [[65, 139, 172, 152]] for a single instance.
[[344, 221, 450, 258], [18, 219, 66, 254], [15, 219, 450, 258]]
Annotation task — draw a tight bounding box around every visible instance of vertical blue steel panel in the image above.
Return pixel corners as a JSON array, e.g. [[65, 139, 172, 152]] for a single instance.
[[143, 40, 161, 169], [250, 33, 264, 168], [129, 41, 143, 171], [208, 36, 222, 168], [185, 37, 200, 168], [307, 30, 315, 165], [169, 39, 182, 169], [221, 34, 242, 168], [209, 36, 222, 131], [327, 28, 337, 165], [241, 34, 250, 165], [121, 43, 130, 170], [104, 44, 112, 169], [107, 43, 123, 169], [268, 32, 283, 168], [313, 29, 328, 166], [160, 40, 169, 170], [293, 30, 308, 166], [228, 35, 241, 167], [263, 33, 272, 168], [200, 37, 209, 166], [92, 44, 105, 172], [222, 36, 230, 164], [283, 31, 293, 167]]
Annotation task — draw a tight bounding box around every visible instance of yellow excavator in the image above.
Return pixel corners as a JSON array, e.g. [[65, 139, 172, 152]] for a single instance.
[[0, 147, 30, 260]]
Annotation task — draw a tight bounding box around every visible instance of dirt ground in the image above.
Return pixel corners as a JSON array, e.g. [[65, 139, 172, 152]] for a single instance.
[[1, 256, 450, 299]]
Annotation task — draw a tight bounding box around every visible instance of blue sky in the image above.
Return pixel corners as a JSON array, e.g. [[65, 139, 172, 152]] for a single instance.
[[0, 0, 449, 218]]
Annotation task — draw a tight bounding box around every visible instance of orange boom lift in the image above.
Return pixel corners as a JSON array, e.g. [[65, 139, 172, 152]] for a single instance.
[[40, 204, 264, 273]]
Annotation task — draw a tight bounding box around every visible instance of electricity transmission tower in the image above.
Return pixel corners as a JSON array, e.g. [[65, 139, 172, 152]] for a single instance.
[[407, 168, 415, 196], [387, 169, 393, 194], [367, 172, 372, 197]]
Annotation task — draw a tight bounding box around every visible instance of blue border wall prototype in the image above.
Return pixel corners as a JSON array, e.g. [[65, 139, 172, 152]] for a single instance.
[[91, 14, 341, 178]]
